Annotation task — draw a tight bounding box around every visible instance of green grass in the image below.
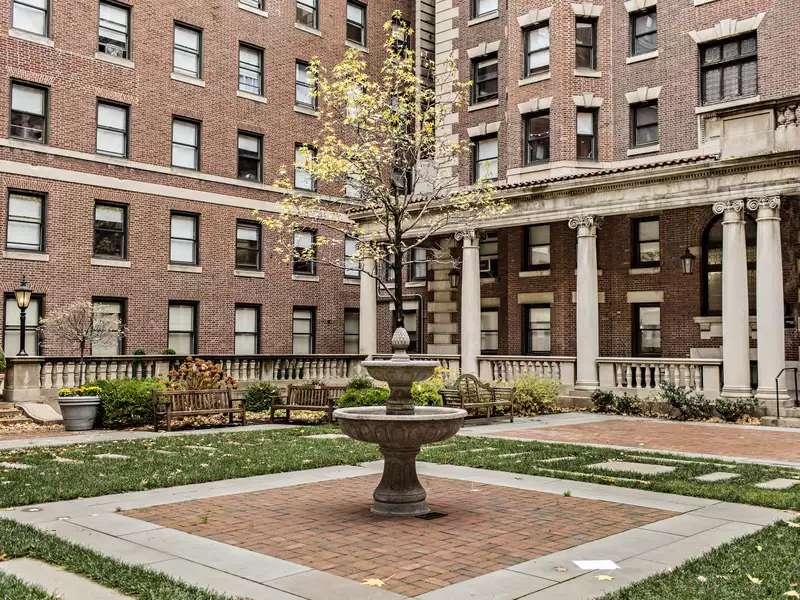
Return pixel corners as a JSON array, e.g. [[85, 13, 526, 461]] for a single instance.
[[0, 426, 379, 508], [601, 520, 800, 599], [0, 519, 234, 599], [419, 436, 800, 510]]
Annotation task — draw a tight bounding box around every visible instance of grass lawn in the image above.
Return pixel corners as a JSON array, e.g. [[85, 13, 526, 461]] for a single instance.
[[601, 520, 800, 600], [0, 519, 233, 599]]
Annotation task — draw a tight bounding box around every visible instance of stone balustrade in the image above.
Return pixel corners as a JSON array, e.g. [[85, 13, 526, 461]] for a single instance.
[[597, 358, 722, 399], [477, 356, 577, 387]]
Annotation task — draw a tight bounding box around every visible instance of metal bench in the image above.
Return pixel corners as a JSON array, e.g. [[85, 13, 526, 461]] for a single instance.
[[270, 385, 346, 424], [152, 388, 245, 432], [440, 374, 514, 422]]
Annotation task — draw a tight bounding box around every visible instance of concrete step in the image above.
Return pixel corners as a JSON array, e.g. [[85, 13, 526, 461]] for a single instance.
[[761, 416, 800, 428], [0, 416, 31, 425], [0, 408, 21, 418]]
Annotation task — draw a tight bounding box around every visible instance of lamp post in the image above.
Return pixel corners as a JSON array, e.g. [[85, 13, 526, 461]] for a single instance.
[[14, 276, 32, 356], [448, 264, 460, 289], [680, 247, 695, 275]]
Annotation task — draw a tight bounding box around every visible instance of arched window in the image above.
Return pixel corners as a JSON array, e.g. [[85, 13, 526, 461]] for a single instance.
[[701, 214, 756, 316]]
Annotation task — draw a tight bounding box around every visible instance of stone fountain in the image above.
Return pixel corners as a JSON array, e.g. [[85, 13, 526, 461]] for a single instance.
[[334, 328, 467, 516]]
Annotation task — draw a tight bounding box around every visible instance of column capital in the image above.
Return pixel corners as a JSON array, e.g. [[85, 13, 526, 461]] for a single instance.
[[568, 214, 602, 235], [712, 199, 744, 215], [454, 229, 479, 247], [746, 196, 781, 212]]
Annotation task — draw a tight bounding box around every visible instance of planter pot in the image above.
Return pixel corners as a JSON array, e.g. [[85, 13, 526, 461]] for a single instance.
[[58, 396, 100, 431]]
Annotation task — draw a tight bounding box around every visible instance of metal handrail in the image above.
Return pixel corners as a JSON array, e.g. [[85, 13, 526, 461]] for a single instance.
[[774, 367, 799, 420]]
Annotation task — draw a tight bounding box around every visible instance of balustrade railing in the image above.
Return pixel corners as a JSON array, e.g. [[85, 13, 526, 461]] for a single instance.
[[597, 357, 722, 398], [477, 355, 576, 386]]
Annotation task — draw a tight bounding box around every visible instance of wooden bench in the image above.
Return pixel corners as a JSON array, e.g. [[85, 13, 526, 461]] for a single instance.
[[440, 374, 514, 422], [270, 385, 346, 424], [153, 388, 245, 432]]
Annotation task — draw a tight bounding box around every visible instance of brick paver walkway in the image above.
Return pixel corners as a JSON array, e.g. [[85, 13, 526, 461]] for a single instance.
[[127, 474, 673, 597], [501, 419, 800, 463]]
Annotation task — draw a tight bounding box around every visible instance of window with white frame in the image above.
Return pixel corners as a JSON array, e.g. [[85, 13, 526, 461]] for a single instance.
[[292, 307, 315, 353], [472, 0, 497, 18], [171, 118, 200, 170], [479, 233, 498, 277], [481, 308, 499, 353], [344, 236, 360, 279], [408, 247, 427, 282], [524, 22, 550, 76], [524, 304, 551, 354], [525, 224, 550, 271], [12, 0, 48, 36], [576, 109, 597, 160], [168, 302, 197, 354], [293, 230, 316, 275], [296, 0, 318, 29], [346, 1, 366, 46], [294, 145, 315, 190], [473, 136, 498, 182], [96, 101, 128, 157], [235, 220, 261, 270], [98, 1, 130, 59], [238, 44, 263, 95], [93, 202, 127, 259], [6, 191, 44, 252], [173, 23, 201, 78], [344, 308, 359, 353], [237, 132, 262, 181], [91, 298, 124, 356], [10, 82, 47, 143], [170, 212, 198, 265], [235, 305, 260, 354], [295, 61, 316, 108]]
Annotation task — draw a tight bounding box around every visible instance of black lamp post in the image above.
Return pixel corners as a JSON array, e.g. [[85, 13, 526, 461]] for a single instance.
[[448, 265, 460, 289], [680, 247, 695, 275], [14, 276, 32, 356]]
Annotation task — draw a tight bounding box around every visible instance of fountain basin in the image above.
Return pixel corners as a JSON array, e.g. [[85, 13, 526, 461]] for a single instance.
[[334, 406, 467, 516]]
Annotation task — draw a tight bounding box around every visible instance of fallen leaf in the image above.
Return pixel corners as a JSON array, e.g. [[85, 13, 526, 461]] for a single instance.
[[596, 575, 614, 581], [0, 553, 7, 562], [697, 576, 707, 583], [746, 574, 763, 585], [363, 579, 385, 588], [756, 545, 763, 552], [783, 592, 800, 598]]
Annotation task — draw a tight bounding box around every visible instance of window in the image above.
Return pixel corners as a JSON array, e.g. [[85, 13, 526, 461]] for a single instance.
[[173, 23, 201, 78], [525, 224, 550, 271], [6, 191, 44, 252], [346, 1, 366, 46], [4, 295, 41, 355], [93, 202, 127, 259], [576, 109, 597, 160], [98, 1, 130, 59], [472, 55, 498, 103], [524, 112, 550, 165], [235, 220, 261, 270], [10, 82, 47, 143], [632, 217, 659, 267], [630, 7, 656, 56], [235, 305, 260, 354], [472, 0, 497, 18], [345, 173, 363, 199], [294, 145, 315, 191], [293, 229, 316, 275], [292, 307, 315, 354], [700, 34, 757, 105], [702, 215, 756, 316], [170, 212, 198, 265], [296, 0, 318, 29], [481, 308, 499, 354], [295, 61, 316, 108], [408, 247, 427, 282], [524, 304, 551, 354], [634, 304, 661, 357], [479, 233, 498, 278], [344, 308, 359, 353], [524, 23, 550, 76], [344, 236, 359, 279], [404, 308, 419, 353], [575, 18, 596, 70], [473, 135, 498, 182], [632, 102, 658, 147], [92, 298, 124, 356], [168, 302, 197, 354], [12, 0, 48, 36], [238, 44, 263, 96], [96, 101, 128, 157], [171, 118, 200, 170], [237, 132, 262, 181]]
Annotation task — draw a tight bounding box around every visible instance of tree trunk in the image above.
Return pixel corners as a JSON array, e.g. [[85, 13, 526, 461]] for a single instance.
[[392, 222, 405, 331]]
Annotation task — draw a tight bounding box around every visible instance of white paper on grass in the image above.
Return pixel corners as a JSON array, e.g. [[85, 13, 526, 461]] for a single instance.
[[572, 560, 620, 570]]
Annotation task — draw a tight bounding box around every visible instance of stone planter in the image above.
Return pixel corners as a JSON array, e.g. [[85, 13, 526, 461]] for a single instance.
[[57, 395, 100, 431]]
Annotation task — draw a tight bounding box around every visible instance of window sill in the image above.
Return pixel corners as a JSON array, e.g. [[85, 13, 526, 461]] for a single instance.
[[693, 0, 718, 5], [294, 105, 319, 117], [168, 263, 202, 273], [294, 23, 322, 37], [468, 98, 500, 112], [480, 277, 497, 284], [626, 50, 658, 65], [519, 270, 550, 278], [237, 90, 267, 104], [3, 250, 49, 262], [292, 274, 319, 282], [344, 278, 361, 286], [629, 266, 661, 275], [574, 68, 602, 78], [406, 281, 427, 288], [695, 95, 761, 114], [234, 269, 265, 278], [467, 11, 499, 26], [8, 28, 53, 47], [518, 72, 551, 87], [627, 144, 660, 157], [92, 257, 131, 268], [94, 51, 135, 69], [238, 2, 273, 18], [171, 73, 206, 87], [345, 41, 368, 53]]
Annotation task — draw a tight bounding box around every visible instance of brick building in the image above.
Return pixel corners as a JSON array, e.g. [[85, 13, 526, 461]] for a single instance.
[[360, 0, 800, 412], [0, 0, 417, 357]]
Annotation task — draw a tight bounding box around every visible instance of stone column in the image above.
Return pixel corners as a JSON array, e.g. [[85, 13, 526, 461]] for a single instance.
[[712, 200, 751, 397], [747, 196, 788, 402], [458, 230, 481, 375], [359, 256, 378, 356], [568, 215, 601, 390]]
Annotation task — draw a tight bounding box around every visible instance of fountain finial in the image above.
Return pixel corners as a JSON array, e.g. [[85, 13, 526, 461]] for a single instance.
[[391, 327, 410, 360]]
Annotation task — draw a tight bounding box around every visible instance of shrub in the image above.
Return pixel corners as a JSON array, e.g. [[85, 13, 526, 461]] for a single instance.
[[591, 390, 616, 413], [658, 382, 713, 420], [512, 375, 560, 416], [346, 375, 375, 390], [614, 391, 644, 416], [167, 357, 236, 390], [337, 387, 390, 408], [163, 348, 176, 355], [243, 382, 280, 412], [411, 375, 444, 407], [58, 385, 102, 398], [715, 396, 760, 422], [93, 378, 165, 428]]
